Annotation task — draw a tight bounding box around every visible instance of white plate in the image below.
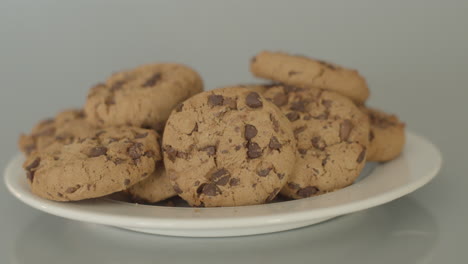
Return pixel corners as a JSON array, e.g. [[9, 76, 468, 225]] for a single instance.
[[4, 131, 441, 237]]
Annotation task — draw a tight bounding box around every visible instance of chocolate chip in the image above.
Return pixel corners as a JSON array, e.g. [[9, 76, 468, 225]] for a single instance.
[[288, 71, 299, 76], [199, 183, 221, 196], [65, 185, 81, 194], [298, 148, 308, 155], [245, 92, 263, 108], [26, 171, 35, 182], [257, 167, 271, 177], [294, 126, 307, 137], [286, 112, 300, 122], [244, 124, 258, 140], [208, 94, 224, 106], [276, 173, 285, 180], [135, 132, 148, 139], [297, 186, 319, 197], [164, 145, 178, 162], [369, 130, 375, 141], [173, 183, 183, 194], [272, 93, 288, 107], [124, 179, 131, 186], [339, 119, 354, 141], [175, 103, 184, 112], [269, 136, 282, 150], [25, 158, 41, 170], [290, 100, 308, 112], [88, 146, 108, 157], [142, 73, 161, 87], [251, 56, 257, 63], [311, 136, 326, 151], [211, 168, 230, 182], [270, 114, 280, 132], [57, 192, 63, 197], [235, 145, 241, 151], [247, 142, 262, 159], [287, 182, 300, 190], [229, 178, 240, 186], [357, 147, 367, 163], [201, 146, 216, 156], [266, 188, 280, 202], [322, 100, 332, 108], [128, 143, 143, 160]]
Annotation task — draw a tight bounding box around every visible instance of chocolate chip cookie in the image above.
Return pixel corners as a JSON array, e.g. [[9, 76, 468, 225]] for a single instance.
[[84, 63, 203, 131], [262, 84, 369, 199], [250, 51, 370, 103], [18, 109, 97, 155], [361, 107, 405, 162], [127, 163, 177, 203], [162, 87, 296, 207], [24, 127, 161, 201]]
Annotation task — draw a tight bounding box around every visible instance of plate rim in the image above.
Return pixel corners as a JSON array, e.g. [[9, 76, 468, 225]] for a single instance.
[[4, 130, 442, 229]]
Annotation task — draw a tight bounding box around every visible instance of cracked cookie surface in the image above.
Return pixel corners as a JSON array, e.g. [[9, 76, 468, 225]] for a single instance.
[[361, 107, 405, 162], [23, 127, 162, 201], [162, 87, 296, 207], [85, 63, 203, 131], [250, 51, 369, 103], [262, 84, 369, 199], [127, 163, 177, 203], [18, 109, 97, 156]]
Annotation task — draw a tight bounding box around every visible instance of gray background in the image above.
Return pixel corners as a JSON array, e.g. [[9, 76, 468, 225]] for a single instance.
[[1, 0, 467, 263]]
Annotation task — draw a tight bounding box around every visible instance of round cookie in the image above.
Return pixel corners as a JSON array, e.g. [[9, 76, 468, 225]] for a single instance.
[[85, 63, 203, 131], [127, 163, 177, 203], [18, 109, 97, 155], [250, 51, 369, 103], [162, 87, 297, 207], [262, 84, 369, 199], [23, 127, 162, 201], [361, 107, 405, 162]]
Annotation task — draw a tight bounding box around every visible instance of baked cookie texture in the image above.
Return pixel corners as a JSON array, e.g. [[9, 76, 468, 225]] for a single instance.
[[361, 107, 405, 162], [127, 163, 177, 203], [250, 51, 369, 103], [84, 63, 203, 131], [18, 109, 97, 156], [261, 84, 369, 199], [23, 127, 162, 201], [162, 87, 297, 207]]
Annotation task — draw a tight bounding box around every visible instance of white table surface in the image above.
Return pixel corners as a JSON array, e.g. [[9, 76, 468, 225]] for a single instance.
[[1, 1, 466, 263]]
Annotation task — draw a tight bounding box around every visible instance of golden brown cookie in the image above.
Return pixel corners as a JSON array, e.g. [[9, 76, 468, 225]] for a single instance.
[[262, 84, 369, 199], [84, 63, 203, 131], [23, 127, 162, 201], [162, 87, 297, 207], [18, 109, 97, 155], [250, 51, 369, 103], [361, 107, 405, 162], [127, 163, 177, 203]]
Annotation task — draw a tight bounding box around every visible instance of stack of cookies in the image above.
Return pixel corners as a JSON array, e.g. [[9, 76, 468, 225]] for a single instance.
[[18, 51, 405, 207]]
